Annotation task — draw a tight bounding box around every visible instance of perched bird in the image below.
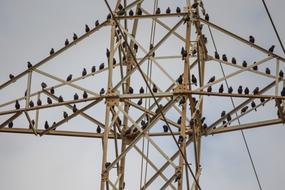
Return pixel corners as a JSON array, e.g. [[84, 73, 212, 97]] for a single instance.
[[65, 39, 69, 46], [100, 88, 105, 95], [219, 84, 224, 93], [253, 87, 259, 95], [134, 43, 138, 53], [241, 106, 248, 114], [237, 85, 243, 94], [72, 104, 78, 113], [177, 117, 182, 124], [107, 13, 111, 19], [155, 8, 161, 14], [73, 33, 78, 41], [50, 87, 55, 94], [214, 51, 220, 59], [260, 97, 265, 104], [37, 99, 42, 106], [268, 45, 275, 53], [66, 74, 72, 81], [8, 121, 13, 128], [163, 125, 168, 132], [141, 120, 147, 129], [226, 114, 232, 123], [221, 110, 226, 117], [63, 111, 68, 119], [74, 93, 79, 100], [265, 68, 271, 75], [222, 54, 227, 62], [15, 100, 20, 109], [29, 100, 34, 107], [178, 135, 183, 143], [252, 65, 258, 70], [176, 7, 181, 13], [208, 76, 215, 83], [95, 20, 100, 27], [192, 2, 199, 9], [205, 13, 209, 21], [228, 86, 233, 94], [49, 48, 55, 55], [83, 91, 88, 99], [207, 86, 212, 93], [201, 117, 206, 123], [242, 60, 247, 67], [82, 68, 87, 77], [137, 98, 143, 106], [41, 82, 47, 89], [177, 75, 183, 84], [191, 74, 197, 86], [231, 57, 237, 64], [281, 87, 285, 96], [249, 35, 255, 44], [203, 123, 208, 129], [44, 121, 49, 129], [9, 74, 14, 80], [99, 63, 105, 70], [85, 24, 90, 33], [128, 87, 134, 94], [137, 7, 142, 15], [139, 87, 144, 94], [91, 66, 96, 73], [47, 97, 52, 104], [251, 101, 257, 111], [129, 9, 134, 16], [244, 87, 249, 95], [153, 85, 158, 93], [58, 96, 64, 102], [96, 125, 101, 133], [27, 61, 33, 68], [166, 7, 171, 14], [279, 70, 284, 78]]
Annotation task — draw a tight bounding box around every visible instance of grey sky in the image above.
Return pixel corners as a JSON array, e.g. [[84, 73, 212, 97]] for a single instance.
[[0, 0, 285, 189]]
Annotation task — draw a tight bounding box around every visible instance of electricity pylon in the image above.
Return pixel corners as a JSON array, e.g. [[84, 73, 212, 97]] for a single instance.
[[0, 0, 285, 189]]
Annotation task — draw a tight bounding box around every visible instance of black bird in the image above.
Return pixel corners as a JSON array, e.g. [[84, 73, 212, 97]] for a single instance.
[[251, 101, 257, 111], [37, 99, 42, 106], [134, 43, 138, 53], [241, 106, 248, 114], [152, 85, 158, 93], [260, 97, 265, 104], [177, 75, 183, 84], [44, 121, 49, 129], [221, 110, 226, 117], [74, 93, 79, 100], [279, 70, 284, 78], [29, 100, 34, 107], [66, 74, 72, 81], [201, 117, 206, 124], [107, 13, 111, 19], [50, 48, 55, 55], [268, 45, 275, 53], [58, 96, 64, 102], [83, 91, 88, 99], [100, 88, 105, 95], [242, 60, 247, 67], [8, 121, 13, 128], [128, 87, 134, 94], [95, 20, 100, 27], [96, 125, 101, 133], [9, 74, 14, 80], [73, 33, 78, 41], [176, 7, 181, 13], [237, 85, 243, 94], [178, 135, 183, 143], [249, 35, 255, 44], [82, 68, 87, 77], [228, 86, 233, 94], [214, 51, 220, 59], [99, 63, 105, 70], [50, 87, 55, 94], [265, 68, 271, 75], [85, 24, 90, 32], [137, 7, 142, 15], [129, 9, 134, 16], [208, 76, 215, 83], [47, 97, 52, 104], [203, 123, 208, 129], [15, 100, 20, 109], [177, 117, 182, 124], [141, 120, 147, 129], [72, 104, 77, 113], [166, 7, 171, 14], [205, 13, 209, 21], [163, 125, 168, 132], [192, 74, 197, 86], [192, 2, 198, 9], [112, 58, 117, 65], [226, 114, 232, 123], [27, 61, 33, 68], [253, 87, 259, 95], [91, 66, 96, 73], [63, 111, 68, 119], [139, 87, 144, 94], [137, 98, 143, 106], [65, 39, 69, 46], [156, 8, 161, 14], [222, 54, 227, 62], [281, 87, 285, 96], [41, 82, 47, 89], [231, 57, 237, 64], [207, 86, 212, 93], [244, 87, 249, 95], [252, 65, 258, 71], [219, 84, 224, 93]]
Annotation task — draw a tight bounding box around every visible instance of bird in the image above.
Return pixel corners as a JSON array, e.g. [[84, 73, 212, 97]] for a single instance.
[[281, 87, 285, 96], [253, 87, 259, 95], [8, 121, 13, 128], [214, 51, 220, 59], [191, 74, 197, 86], [41, 82, 47, 89], [222, 54, 227, 62], [107, 13, 111, 19], [85, 24, 90, 33], [95, 20, 100, 27], [177, 117, 182, 124], [100, 88, 105, 95], [242, 60, 247, 67], [27, 61, 33, 68], [177, 75, 183, 84], [231, 57, 237, 64], [65, 39, 69, 46], [50, 87, 55, 95], [74, 93, 79, 100], [96, 125, 101, 133], [219, 84, 224, 93], [237, 85, 243, 94], [134, 43, 138, 53], [253, 65, 258, 70], [83, 91, 88, 99], [205, 13, 209, 21], [49, 48, 55, 55], [244, 87, 249, 95], [82, 68, 87, 77], [207, 86, 212, 93], [137, 98, 143, 106], [15, 100, 20, 109], [156, 8, 161, 14], [129, 9, 134, 16], [279, 70, 284, 78], [151, 84, 158, 93], [265, 68, 271, 75], [44, 121, 49, 129], [58, 96, 64, 102], [139, 87, 144, 94], [260, 97, 265, 104], [9, 74, 14, 80], [176, 7, 181, 13], [192, 2, 199, 9], [178, 135, 183, 143], [137, 7, 142, 15], [112, 58, 117, 65], [251, 101, 257, 111], [29, 100, 34, 107], [226, 114, 232, 123], [241, 106, 248, 114], [66, 74, 72, 81], [166, 7, 171, 14], [228, 86, 233, 94], [163, 125, 168, 132], [249, 35, 255, 44], [63, 111, 68, 119], [37, 99, 42, 106], [128, 87, 134, 94], [91, 66, 96, 73], [73, 33, 78, 41], [201, 117, 206, 124], [221, 110, 226, 117], [99, 63, 105, 70], [203, 123, 208, 129], [207, 76, 215, 83], [47, 97, 52, 104], [268, 45, 275, 53], [141, 120, 147, 129], [72, 104, 78, 113]]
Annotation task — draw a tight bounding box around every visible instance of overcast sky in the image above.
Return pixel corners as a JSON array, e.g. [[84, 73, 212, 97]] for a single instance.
[[0, 0, 285, 190]]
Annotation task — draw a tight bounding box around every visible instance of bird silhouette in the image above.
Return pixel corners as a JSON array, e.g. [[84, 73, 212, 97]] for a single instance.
[[91, 66, 96, 73], [242, 61, 247, 67], [41, 82, 47, 89], [231, 57, 237, 64], [128, 87, 134, 94], [72, 104, 78, 113], [260, 97, 265, 105], [176, 7, 181, 13], [96, 125, 102, 133], [253, 87, 259, 95], [129, 9, 134, 16], [134, 43, 138, 53], [44, 121, 49, 129], [29, 100, 34, 107], [85, 24, 90, 33], [207, 76, 215, 83], [205, 13, 209, 21], [237, 86, 243, 94], [65, 39, 69, 46], [37, 99, 42, 106], [63, 111, 68, 119], [73, 33, 78, 41], [49, 48, 55, 55], [281, 87, 285, 96], [244, 87, 249, 95], [47, 97, 52, 104], [58, 96, 64, 102], [219, 84, 224, 93], [139, 87, 144, 94], [221, 110, 226, 117], [156, 8, 161, 14], [226, 114, 232, 123], [249, 35, 255, 44], [222, 54, 227, 62], [279, 70, 284, 78], [265, 68, 271, 75], [177, 117, 182, 124], [99, 63, 105, 70], [214, 51, 220, 59], [177, 75, 183, 84], [251, 101, 257, 111], [74, 93, 79, 100], [107, 13, 111, 19], [100, 88, 105, 95], [9, 74, 14, 80], [66, 74, 72, 81], [83, 91, 88, 99], [50, 87, 55, 94], [163, 125, 168, 132], [152, 85, 158, 93], [207, 86, 212, 93], [228, 86, 233, 94], [166, 7, 171, 14], [268, 45, 275, 53], [8, 121, 13, 128], [82, 68, 87, 77], [252, 64, 258, 71], [191, 74, 197, 86], [241, 106, 248, 114], [27, 61, 33, 68], [95, 20, 100, 27], [201, 117, 206, 124], [137, 98, 143, 106], [15, 100, 20, 109]]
